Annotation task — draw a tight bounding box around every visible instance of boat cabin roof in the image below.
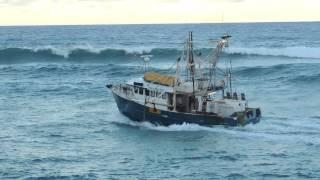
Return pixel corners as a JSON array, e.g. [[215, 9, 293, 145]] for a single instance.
[[144, 72, 175, 87]]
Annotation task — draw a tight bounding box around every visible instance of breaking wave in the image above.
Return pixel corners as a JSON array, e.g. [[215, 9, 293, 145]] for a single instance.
[[1, 46, 320, 64]]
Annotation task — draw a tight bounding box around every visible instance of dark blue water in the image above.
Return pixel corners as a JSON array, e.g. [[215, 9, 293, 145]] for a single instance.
[[1, 22, 320, 179]]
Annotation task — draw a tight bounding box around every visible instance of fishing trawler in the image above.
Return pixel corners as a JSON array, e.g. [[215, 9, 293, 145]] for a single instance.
[[106, 32, 261, 127]]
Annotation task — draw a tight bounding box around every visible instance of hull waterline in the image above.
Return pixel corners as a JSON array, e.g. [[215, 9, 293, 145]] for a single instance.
[[112, 92, 260, 127]]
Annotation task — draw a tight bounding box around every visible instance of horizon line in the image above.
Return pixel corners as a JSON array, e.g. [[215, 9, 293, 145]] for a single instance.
[[0, 20, 319, 27]]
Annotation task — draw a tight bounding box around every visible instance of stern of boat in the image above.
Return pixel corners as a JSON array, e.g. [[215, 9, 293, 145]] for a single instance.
[[234, 108, 261, 126]]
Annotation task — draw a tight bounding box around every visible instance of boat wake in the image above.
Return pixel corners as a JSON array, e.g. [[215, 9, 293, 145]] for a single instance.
[[110, 113, 320, 146]]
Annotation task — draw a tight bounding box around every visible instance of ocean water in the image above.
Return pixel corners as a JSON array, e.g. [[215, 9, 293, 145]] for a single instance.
[[1, 22, 320, 179]]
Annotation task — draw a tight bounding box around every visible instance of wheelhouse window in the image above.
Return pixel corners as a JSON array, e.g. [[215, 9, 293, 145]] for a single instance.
[[145, 89, 150, 96], [162, 93, 167, 100], [151, 91, 155, 97], [139, 88, 143, 95], [122, 87, 128, 93]]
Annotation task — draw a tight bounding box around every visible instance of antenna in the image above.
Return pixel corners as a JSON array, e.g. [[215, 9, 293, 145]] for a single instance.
[[229, 59, 233, 95], [221, 11, 224, 24], [220, 10, 231, 41], [141, 55, 153, 72]]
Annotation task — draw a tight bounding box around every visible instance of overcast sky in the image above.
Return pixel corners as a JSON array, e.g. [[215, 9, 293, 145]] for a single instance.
[[0, 0, 319, 25]]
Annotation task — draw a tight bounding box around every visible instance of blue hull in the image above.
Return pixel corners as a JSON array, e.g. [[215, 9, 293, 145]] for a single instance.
[[112, 92, 260, 127]]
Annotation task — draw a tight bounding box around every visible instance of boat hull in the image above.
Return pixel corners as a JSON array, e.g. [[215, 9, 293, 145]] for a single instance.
[[112, 92, 260, 127]]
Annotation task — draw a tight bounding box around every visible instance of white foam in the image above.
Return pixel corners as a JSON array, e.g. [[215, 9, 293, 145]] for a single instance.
[[110, 114, 320, 145], [33, 45, 70, 58], [1, 45, 156, 58], [112, 114, 243, 134], [121, 46, 155, 54]]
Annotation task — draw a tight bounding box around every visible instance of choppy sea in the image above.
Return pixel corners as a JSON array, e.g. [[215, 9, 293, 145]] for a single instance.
[[1, 22, 320, 179]]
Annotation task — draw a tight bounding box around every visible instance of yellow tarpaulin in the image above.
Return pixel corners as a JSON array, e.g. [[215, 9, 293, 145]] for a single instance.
[[144, 72, 175, 87]]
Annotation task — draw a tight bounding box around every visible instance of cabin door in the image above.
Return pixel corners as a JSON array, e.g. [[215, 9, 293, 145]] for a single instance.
[[176, 94, 190, 112]]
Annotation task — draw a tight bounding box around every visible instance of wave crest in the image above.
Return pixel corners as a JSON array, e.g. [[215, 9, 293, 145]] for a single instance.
[[226, 46, 320, 59], [1, 46, 320, 64]]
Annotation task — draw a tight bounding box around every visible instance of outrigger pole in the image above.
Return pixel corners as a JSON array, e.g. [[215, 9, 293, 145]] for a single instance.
[[173, 56, 181, 111], [210, 35, 231, 90]]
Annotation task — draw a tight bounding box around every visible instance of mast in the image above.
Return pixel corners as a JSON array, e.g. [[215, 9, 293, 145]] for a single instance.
[[188, 32, 196, 96], [187, 32, 196, 110]]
